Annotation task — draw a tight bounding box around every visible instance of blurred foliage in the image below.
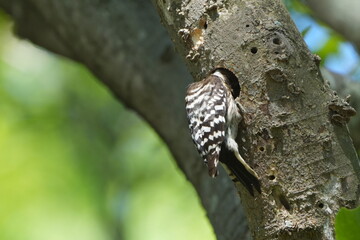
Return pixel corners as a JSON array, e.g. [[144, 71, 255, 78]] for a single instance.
[[0, 12, 214, 240], [336, 208, 360, 240], [315, 34, 343, 62], [283, 0, 311, 14]]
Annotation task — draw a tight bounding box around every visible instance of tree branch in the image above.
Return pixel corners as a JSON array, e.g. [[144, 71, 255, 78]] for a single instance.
[[0, 0, 250, 239], [304, 0, 360, 50]]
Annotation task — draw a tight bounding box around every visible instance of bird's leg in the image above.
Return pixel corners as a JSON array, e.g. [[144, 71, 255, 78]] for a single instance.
[[233, 147, 259, 179], [233, 99, 259, 179]]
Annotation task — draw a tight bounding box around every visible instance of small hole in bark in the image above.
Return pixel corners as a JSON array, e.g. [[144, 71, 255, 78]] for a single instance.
[[251, 47, 258, 54], [273, 38, 281, 45], [259, 146, 265, 152], [199, 18, 208, 30], [246, 24, 250, 27], [212, 68, 240, 98], [318, 202, 324, 208], [275, 51, 279, 54], [269, 175, 275, 180]]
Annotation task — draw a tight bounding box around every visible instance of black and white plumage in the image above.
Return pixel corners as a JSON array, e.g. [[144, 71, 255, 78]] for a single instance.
[[185, 69, 260, 195]]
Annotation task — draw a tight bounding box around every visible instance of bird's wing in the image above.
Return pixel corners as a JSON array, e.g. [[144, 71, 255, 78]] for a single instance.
[[185, 76, 228, 176]]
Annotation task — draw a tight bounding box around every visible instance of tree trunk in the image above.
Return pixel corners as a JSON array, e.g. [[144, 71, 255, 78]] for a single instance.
[[0, 0, 359, 239], [153, 0, 360, 239]]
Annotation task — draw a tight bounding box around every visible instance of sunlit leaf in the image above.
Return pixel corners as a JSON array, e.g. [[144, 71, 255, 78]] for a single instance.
[[336, 207, 360, 240], [301, 26, 311, 37], [316, 34, 343, 61]]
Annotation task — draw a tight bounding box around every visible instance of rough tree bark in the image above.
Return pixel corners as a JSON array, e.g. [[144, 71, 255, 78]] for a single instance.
[[0, 0, 359, 239], [154, 0, 360, 239]]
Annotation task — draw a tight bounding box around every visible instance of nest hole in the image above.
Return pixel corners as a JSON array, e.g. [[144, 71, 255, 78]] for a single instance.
[[318, 202, 324, 209], [213, 68, 240, 98]]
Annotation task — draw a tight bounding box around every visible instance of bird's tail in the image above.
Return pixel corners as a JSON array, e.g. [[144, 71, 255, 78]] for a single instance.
[[219, 144, 261, 196], [207, 154, 219, 178]]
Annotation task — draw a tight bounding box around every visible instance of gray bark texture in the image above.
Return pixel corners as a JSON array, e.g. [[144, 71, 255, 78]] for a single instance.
[[0, 0, 360, 239], [153, 0, 360, 239], [305, 0, 360, 51]]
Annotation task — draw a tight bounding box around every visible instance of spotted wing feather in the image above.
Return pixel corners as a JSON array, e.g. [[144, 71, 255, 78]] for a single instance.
[[185, 75, 228, 177]]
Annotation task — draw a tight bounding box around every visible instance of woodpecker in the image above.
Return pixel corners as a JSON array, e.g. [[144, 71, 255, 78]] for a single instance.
[[185, 69, 260, 195]]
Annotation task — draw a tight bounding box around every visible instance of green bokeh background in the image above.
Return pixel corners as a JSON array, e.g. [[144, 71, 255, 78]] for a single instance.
[[1, 3, 360, 239]]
